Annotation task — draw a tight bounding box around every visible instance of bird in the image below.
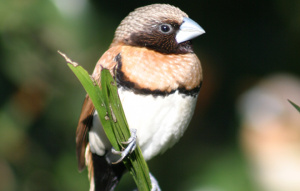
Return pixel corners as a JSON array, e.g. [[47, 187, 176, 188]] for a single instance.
[[75, 4, 205, 191], [238, 74, 300, 191]]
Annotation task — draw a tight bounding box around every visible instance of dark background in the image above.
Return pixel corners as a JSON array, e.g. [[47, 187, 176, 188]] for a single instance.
[[1, 0, 300, 190]]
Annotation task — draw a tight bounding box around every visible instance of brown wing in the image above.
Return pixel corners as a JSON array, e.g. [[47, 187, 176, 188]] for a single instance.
[[76, 95, 95, 171]]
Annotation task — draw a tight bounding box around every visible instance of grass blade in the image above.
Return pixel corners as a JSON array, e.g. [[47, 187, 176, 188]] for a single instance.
[[59, 51, 152, 190], [288, 99, 300, 113]]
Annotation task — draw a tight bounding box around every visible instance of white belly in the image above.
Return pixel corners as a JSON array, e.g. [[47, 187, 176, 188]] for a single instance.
[[89, 88, 198, 161]]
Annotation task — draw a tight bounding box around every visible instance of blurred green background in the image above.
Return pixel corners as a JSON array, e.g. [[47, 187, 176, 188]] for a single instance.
[[1, 0, 300, 191]]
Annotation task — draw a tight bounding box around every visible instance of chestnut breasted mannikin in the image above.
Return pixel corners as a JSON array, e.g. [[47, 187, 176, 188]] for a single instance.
[[75, 4, 205, 191]]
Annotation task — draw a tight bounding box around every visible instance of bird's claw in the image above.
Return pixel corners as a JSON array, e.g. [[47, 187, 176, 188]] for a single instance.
[[111, 130, 161, 191], [150, 173, 161, 191], [131, 173, 161, 191], [111, 129, 137, 164]]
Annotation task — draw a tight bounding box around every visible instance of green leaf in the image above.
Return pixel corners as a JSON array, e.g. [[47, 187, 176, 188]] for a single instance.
[[59, 51, 152, 191], [288, 99, 300, 113], [101, 69, 152, 190]]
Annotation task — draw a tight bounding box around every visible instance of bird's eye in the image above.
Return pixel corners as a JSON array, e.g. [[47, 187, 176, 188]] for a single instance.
[[159, 24, 173, 34]]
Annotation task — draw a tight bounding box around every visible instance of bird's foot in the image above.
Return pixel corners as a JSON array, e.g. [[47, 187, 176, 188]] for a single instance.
[[150, 173, 161, 191], [111, 128, 137, 164], [132, 173, 161, 191]]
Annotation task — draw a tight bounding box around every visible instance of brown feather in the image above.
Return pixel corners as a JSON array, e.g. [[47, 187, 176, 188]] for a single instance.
[[95, 44, 202, 93], [76, 95, 95, 171], [111, 4, 187, 47], [85, 145, 95, 190]]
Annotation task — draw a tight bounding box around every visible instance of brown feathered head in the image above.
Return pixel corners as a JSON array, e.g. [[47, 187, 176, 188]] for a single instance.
[[111, 4, 205, 54]]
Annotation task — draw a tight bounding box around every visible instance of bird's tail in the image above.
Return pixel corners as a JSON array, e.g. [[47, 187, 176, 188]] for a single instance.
[[86, 147, 126, 191]]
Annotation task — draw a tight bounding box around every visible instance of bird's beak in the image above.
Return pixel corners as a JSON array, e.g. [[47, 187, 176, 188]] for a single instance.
[[176, 17, 205, 44]]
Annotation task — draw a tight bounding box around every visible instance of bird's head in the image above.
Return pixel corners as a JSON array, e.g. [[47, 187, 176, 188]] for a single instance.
[[112, 4, 205, 54]]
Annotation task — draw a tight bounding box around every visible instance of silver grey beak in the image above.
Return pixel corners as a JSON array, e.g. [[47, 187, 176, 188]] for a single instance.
[[176, 17, 205, 44]]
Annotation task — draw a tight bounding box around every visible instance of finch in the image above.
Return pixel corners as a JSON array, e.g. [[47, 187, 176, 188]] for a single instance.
[[76, 4, 205, 191]]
